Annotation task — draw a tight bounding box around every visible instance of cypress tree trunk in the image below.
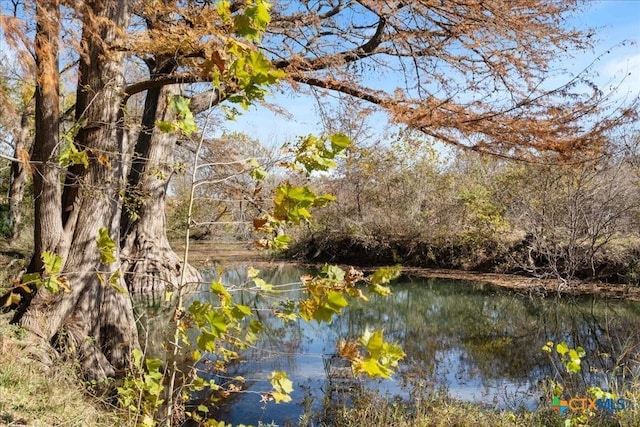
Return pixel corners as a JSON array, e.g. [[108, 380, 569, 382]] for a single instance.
[[16, 0, 138, 380], [120, 84, 201, 295]]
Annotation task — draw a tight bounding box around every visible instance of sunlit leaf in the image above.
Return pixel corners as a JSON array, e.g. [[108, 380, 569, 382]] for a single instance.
[[156, 120, 176, 133], [566, 360, 581, 373], [370, 283, 391, 296], [211, 281, 231, 301], [197, 329, 218, 353], [42, 250, 62, 275], [556, 342, 569, 356], [329, 133, 351, 151], [268, 371, 293, 403], [253, 277, 274, 292], [322, 264, 345, 281], [370, 265, 402, 286], [247, 267, 260, 278], [231, 304, 252, 320], [165, 290, 173, 302], [96, 227, 116, 265], [3, 292, 21, 307]]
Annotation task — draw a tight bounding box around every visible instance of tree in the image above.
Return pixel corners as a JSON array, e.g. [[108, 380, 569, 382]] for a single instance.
[[504, 151, 640, 283], [0, 24, 33, 243], [0, 0, 636, 382]]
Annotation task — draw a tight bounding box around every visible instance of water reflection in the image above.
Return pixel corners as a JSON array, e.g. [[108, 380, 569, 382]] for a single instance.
[[185, 264, 640, 425]]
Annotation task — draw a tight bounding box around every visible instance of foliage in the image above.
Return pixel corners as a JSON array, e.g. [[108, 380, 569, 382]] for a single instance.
[[157, 96, 198, 136], [0, 204, 13, 238], [58, 121, 89, 169], [117, 349, 165, 427], [252, 133, 352, 250], [540, 340, 634, 426], [3, 250, 69, 308], [292, 136, 640, 283]]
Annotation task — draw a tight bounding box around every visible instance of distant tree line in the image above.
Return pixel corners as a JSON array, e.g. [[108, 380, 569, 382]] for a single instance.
[[288, 130, 640, 285]]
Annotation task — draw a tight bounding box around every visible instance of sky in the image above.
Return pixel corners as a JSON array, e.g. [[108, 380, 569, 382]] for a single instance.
[[220, 0, 640, 147]]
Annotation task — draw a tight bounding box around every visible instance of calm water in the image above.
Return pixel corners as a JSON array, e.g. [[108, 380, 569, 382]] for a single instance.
[[172, 263, 640, 425]]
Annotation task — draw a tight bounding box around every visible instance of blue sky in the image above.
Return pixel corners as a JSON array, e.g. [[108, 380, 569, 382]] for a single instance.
[[220, 0, 640, 146]]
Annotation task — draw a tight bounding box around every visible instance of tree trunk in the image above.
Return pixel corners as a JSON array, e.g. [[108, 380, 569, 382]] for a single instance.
[[17, 0, 138, 380], [8, 109, 31, 243], [121, 85, 201, 295], [29, 0, 63, 271]]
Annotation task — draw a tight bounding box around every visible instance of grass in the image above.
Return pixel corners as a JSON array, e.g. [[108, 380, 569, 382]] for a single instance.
[[0, 317, 123, 427], [318, 389, 640, 427]]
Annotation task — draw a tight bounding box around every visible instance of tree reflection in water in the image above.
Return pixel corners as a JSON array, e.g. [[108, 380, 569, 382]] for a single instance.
[[182, 264, 640, 425]]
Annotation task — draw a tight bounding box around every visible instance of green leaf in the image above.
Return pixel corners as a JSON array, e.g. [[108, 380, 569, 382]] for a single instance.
[[253, 277, 274, 292], [329, 133, 351, 151], [206, 310, 229, 336], [21, 272, 42, 288], [109, 270, 127, 293], [566, 359, 581, 374], [326, 291, 349, 312], [370, 283, 391, 297], [269, 371, 293, 403], [355, 357, 389, 379], [165, 290, 173, 302], [248, 159, 267, 181], [165, 95, 198, 136], [370, 265, 402, 286], [312, 193, 336, 207], [556, 342, 569, 356], [132, 348, 144, 368], [272, 234, 291, 249], [354, 329, 406, 379], [58, 140, 89, 169], [197, 329, 218, 353], [361, 329, 385, 359], [322, 264, 345, 281], [156, 120, 176, 133], [96, 227, 116, 265], [247, 267, 260, 278], [312, 291, 349, 323], [231, 304, 252, 320], [42, 250, 62, 275], [145, 357, 164, 373], [210, 281, 231, 301]]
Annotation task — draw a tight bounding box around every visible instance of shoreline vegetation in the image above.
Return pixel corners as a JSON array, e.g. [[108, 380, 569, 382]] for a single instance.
[[173, 240, 640, 302], [2, 240, 640, 426]]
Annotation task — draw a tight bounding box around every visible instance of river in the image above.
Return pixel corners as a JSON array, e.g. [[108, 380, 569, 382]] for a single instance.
[[149, 263, 640, 425]]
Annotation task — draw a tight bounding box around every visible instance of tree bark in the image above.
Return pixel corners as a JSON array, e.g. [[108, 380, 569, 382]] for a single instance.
[[29, 0, 63, 271], [121, 85, 201, 295], [8, 109, 31, 243], [17, 0, 138, 380]]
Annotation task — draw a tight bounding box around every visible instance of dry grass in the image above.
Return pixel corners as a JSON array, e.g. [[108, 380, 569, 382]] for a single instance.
[[0, 317, 122, 427], [323, 389, 640, 427]]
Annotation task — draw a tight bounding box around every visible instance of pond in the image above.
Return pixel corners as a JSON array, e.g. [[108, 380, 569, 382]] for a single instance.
[[167, 263, 640, 425]]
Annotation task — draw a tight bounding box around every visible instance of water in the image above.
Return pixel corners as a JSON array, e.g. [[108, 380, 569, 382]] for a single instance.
[[168, 263, 640, 425]]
